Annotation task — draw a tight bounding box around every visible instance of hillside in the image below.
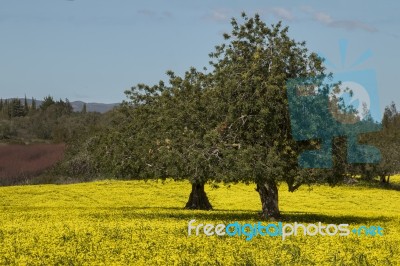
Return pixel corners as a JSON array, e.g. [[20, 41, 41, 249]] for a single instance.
[[69, 101, 119, 113]]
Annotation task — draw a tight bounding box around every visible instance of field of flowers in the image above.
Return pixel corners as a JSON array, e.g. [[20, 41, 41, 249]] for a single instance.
[[0, 176, 399, 265]]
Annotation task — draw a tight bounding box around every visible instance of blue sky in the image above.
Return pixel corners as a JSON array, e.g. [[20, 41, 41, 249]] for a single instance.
[[0, 0, 399, 110]]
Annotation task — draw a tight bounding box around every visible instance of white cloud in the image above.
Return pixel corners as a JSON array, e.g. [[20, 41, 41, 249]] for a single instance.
[[330, 20, 378, 33], [314, 12, 333, 24], [271, 7, 294, 21], [205, 7, 293, 24], [301, 6, 377, 33], [205, 9, 232, 22], [204, 6, 378, 33], [212, 11, 227, 21]]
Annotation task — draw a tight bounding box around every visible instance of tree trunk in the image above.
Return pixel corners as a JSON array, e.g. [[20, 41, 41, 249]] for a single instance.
[[380, 175, 391, 184], [185, 183, 213, 210], [256, 180, 280, 220]]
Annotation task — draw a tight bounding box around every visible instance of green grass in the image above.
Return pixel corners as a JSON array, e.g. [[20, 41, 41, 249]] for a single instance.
[[0, 177, 399, 265]]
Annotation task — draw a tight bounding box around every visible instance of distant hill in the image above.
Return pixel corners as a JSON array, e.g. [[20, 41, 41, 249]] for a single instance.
[[69, 101, 119, 113], [3, 98, 120, 113]]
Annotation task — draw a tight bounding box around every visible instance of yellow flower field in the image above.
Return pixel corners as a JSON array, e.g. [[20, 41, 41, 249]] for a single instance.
[[0, 176, 399, 265]]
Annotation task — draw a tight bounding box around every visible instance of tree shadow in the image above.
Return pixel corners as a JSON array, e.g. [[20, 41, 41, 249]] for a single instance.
[[85, 207, 390, 224], [376, 182, 400, 192], [348, 180, 400, 192]]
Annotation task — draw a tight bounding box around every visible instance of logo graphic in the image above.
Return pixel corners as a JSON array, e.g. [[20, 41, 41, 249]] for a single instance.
[[287, 40, 381, 168]]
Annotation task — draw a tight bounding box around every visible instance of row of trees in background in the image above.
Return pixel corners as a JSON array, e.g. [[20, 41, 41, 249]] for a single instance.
[[59, 13, 400, 220], [357, 102, 400, 183], [0, 96, 36, 118], [0, 95, 96, 143]]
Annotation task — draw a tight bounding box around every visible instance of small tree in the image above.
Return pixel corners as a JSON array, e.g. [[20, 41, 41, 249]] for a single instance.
[[24, 95, 29, 115], [3, 99, 9, 119], [40, 95, 55, 111], [9, 98, 25, 118], [31, 97, 37, 113], [81, 103, 87, 114]]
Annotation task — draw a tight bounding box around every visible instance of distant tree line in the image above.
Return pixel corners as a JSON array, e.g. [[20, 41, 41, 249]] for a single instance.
[[355, 102, 400, 183], [0, 95, 103, 143], [0, 96, 34, 119]]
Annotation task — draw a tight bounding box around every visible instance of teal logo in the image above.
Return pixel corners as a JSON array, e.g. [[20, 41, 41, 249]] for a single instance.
[[287, 40, 381, 168]]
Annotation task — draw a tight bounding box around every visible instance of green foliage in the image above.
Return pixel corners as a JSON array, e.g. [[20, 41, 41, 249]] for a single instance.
[[88, 67, 220, 188], [207, 14, 338, 190], [0, 121, 16, 139], [40, 95, 55, 111], [127, 69, 219, 184], [81, 103, 87, 114], [24, 95, 29, 114], [29, 98, 74, 141], [357, 102, 400, 182], [57, 111, 115, 178], [0, 95, 100, 144], [31, 97, 37, 112], [2, 98, 27, 118]]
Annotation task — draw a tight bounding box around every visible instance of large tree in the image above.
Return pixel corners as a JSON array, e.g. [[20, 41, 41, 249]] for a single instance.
[[208, 13, 346, 219], [147, 69, 219, 210], [91, 69, 218, 210]]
